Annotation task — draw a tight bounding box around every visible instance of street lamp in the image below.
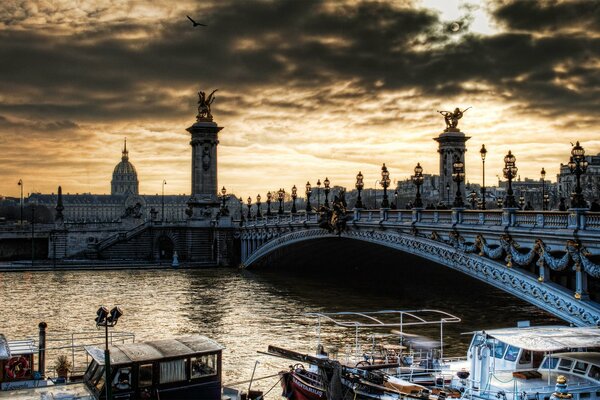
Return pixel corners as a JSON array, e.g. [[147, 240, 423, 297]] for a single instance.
[[541, 168, 547, 210], [18, 179, 23, 225], [323, 177, 331, 208], [305, 182, 312, 212], [247, 196, 252, 219], [393, 189, 398, 209], [238, 197, 244, 221], [95, 305, 123, 400], [519, 192, 525, 210], [161, 179, 167, 222], [220, 186, 228, 215], [452, 157, 465, 207], [503, 151, 518, 208], [469, 190, 478, 210], [291, 185, 297, 213], [380, 163, 391, 208], [411, 163, 424, 208], [480, 144, 487, 210], [497, 197, 503, 209], [277, 188, 285, 215], [568, 141, 589, 208], [316, 179, 321, 208], [355, 171, 364, 209], [256, 194, 262, 218], [266, 192, 272, 216]]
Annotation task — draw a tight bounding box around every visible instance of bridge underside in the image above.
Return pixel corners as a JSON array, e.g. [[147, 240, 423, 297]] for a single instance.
[[242, 229, 600, 327]]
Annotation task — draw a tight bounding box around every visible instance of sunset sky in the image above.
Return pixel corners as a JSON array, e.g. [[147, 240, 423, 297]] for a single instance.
[[1, 0, 599, 199]]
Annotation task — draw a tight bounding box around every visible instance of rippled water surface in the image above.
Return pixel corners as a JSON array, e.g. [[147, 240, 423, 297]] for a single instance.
[[0, 261, 560, 398]]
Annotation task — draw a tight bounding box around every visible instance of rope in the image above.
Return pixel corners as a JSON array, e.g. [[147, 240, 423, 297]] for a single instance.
[[256, 374, 283, 400], [224, 373, 280, 387]]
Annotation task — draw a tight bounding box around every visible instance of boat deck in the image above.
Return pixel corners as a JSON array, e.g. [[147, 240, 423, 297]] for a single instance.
[[0, 383, 93, 399]]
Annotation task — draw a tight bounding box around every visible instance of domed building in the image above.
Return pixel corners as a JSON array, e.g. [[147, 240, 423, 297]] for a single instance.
[[111, 139, 139, 196]]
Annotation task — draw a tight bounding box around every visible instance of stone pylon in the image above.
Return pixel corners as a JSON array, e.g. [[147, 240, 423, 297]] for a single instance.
[[434, 127, 470, 206], [186, 89, 223, 222]]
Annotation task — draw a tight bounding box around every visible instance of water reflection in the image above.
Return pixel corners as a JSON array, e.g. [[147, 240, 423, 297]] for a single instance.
[[0, 260, 561, 398]]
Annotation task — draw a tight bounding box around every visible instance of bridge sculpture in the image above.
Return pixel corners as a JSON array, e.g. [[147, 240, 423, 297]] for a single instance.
[[240, 207, 600, 327]]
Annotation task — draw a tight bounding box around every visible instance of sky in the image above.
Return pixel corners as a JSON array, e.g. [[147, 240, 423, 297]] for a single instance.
[[0, 0, 599, 199]]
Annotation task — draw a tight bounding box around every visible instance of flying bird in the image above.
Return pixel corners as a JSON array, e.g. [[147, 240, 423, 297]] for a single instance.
[[186, 15, 207, 27]]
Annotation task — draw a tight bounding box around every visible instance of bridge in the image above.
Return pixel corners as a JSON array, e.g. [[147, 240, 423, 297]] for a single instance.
[[240, 207, 600, 327]]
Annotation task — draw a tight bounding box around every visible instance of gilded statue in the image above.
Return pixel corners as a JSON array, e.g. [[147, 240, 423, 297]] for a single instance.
[[438, 107, 470, 131], [196, 89, 218, 121]]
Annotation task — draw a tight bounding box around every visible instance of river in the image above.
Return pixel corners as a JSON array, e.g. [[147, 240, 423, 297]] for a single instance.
[[0, 259, 560, 398]]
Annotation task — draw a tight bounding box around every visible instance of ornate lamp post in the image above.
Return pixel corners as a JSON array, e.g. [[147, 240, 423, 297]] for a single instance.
[[452, 158, 465, 207], [411, 163, 424, 208], [480, 144, 487, 210], [380, 163, 391, 208], [305, 182, 312, 212], [18, 179, 23, 225], [266, 191, 272, 216], [469, 190, 478, 209], [246, 196, 252, 219], [393, 189, 398, 209], [323, 177, 330, 208], [239, 197, 244, 221], [503, 151, 518, 208], [291, 185, 297, 213], [518, 193, 525, 209], [568, 141, 589, 208], [446, 183, 450, 206], [256, 194, 262, 218], [355, 171, 364, 209], [541, 168, 547, 210], [220, 186, 228, 215], [277, 188, 285, 214], [316, 179, 321, 208], [161, 179, 167, 222], [497, 197, 503, 209], [95, 306, 123, 400]]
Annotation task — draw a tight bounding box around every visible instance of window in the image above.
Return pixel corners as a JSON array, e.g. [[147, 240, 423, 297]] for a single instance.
[[94, 367, 106, 391], [541, 357, 558, 370], [139, 364, 153, 387], [190, 354, 218, 379], [160, 359, 186, 384], [504, 346, 520, 362], [493, 341, 507, 359], [518, 350, 532, 365], [557, 358, 574, 371], [112, 366, 132, 391], [573, 361, 589, 374], [589, 366, 600, 381]]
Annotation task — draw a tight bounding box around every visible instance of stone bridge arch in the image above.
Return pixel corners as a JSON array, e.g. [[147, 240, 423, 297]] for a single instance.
[[242, 228, 600, 327]]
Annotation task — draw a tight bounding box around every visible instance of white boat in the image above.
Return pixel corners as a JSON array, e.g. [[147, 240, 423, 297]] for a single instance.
[[449, 324, 600, 400]]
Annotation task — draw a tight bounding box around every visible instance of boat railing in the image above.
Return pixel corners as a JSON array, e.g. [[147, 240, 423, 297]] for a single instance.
[[27, 330, 135, 377]]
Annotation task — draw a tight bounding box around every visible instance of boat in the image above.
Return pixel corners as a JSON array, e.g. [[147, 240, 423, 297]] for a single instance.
[[447, 324, 600, 400]]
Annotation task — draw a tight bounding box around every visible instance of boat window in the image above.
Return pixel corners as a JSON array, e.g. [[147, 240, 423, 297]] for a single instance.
[[541, 357, 558, 370], [557, 359, 574, 371], [139, 364, 153, 387], [493, 340, 507, 359], [160, 359, 186, 384], [85, 360, 98, 381], [580, 393, 590, 399], [191, 354, 218, 378], [112, 366, 132, 391], [518, 350, 532, 365], [94, 367, 106, 392], [504, 345, 520, 362], [588, 366, 600, 381], [573, 361, 588, 374]]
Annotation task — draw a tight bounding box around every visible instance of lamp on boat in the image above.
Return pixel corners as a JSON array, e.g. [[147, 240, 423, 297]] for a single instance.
[[323, 177, 331, 208], [95, 306, 109, 326], [380, 163, 391, 208], [305, 182, 312, 212], [94, 306, 123, 400], [291, 185, 298, 214], [256, 194, 262, 218], [355, 171, 364, 209], [503, 150, 518, 208], [266, 192, 272, 216], [411, 163, 424, 208], [452, 157, 465, 208], [277, 188, 285, 215]]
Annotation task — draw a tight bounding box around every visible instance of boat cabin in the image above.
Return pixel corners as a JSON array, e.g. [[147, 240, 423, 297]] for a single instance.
[[83, 335, 223, 400], [0, 335, 37, 391]]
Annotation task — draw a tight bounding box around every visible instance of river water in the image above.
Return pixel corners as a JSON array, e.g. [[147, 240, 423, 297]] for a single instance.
[[0, 259, 561, 398]]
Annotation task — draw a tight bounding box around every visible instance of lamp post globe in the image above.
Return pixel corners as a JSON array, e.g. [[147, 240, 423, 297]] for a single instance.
[[355, 171, 364, 209], [480, 144, 487, 210], [323, 177, 331, 208], [411, 163, 424, 208], [380, 163, 391, 208], [291, 185, 298, 213], [305, 181, 312, 212], [452, 157, 465, 208], [503, 150, 518, 208]]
